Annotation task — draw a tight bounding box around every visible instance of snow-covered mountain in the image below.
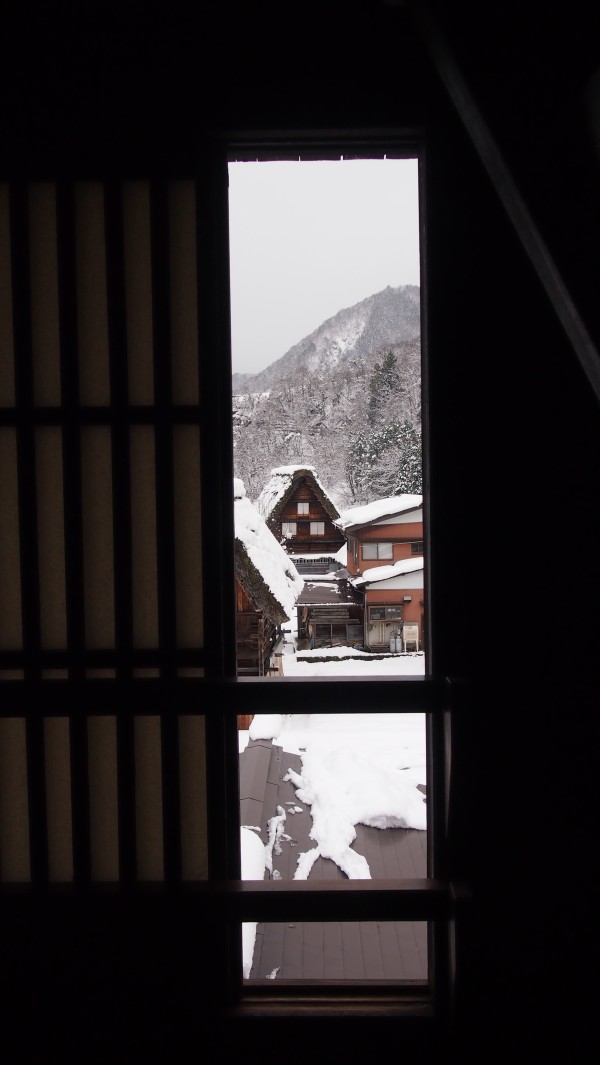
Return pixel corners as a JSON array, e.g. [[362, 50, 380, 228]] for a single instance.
[[232, 285, 421, 508], [232, 285, 420, 395]]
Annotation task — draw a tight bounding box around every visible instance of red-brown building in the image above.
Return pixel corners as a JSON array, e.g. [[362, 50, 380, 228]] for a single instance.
[[352, 558, 424, 651], [335, 496, 424, 651]]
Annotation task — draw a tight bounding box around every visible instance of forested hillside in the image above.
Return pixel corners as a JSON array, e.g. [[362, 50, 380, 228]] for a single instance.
[[232, 286, 421, 507]]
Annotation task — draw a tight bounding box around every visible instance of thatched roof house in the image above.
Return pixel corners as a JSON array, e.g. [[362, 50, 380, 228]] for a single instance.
[[234, 479, 303, 675], [256, 466, 340, 527], [255, 466, 345, 560]]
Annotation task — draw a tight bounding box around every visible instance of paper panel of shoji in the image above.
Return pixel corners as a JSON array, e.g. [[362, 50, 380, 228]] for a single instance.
[[135, 716, 164, 881], [81, 426, 115, 650], [123, 182, 154, 406], [44, 717, 73, 882], [0, 719, 30, 882], [88, 716, 119, 882], [0, 185, 15, 407], [0, 429, 23, 650], [179, 714, 208, 880], [29, 183, 61, 407], [173, 425, 203, 649], [76, 183, 110, 406], [36, 426, 67, 649], [169, 180, 199, 405], [130, 425, 159, 649]]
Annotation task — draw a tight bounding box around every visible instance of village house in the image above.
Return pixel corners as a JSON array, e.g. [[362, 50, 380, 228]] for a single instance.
[[256, 466, 361, 648], [336, 496, 424, 651], [234, 479, 304, 678], [352, 558, 424, 652], [256, 465, 346, 569], [295, 570, 364, 649]]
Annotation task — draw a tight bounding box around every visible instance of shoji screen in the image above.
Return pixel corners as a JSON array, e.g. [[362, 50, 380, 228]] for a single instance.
[[0, 180, 207, 886]]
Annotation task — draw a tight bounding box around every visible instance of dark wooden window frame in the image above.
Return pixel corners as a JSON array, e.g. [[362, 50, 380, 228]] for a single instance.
[[214, 132, 462, 1022]]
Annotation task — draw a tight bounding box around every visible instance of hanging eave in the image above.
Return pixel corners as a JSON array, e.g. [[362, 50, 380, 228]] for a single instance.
[[234, 539, 288, 625]]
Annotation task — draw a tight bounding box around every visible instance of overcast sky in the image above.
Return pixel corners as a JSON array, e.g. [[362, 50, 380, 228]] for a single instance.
[[228, 158, 420, 376]]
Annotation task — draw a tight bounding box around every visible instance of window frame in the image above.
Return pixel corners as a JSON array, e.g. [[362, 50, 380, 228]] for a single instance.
[[200, 130, 453, 1019], [369, 605, 404, 622], [363, 542, 394, 560], [0, 133, 457, 1036]]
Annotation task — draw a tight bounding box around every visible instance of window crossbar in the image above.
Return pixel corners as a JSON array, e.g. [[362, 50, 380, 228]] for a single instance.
[[0, 676, 449, 716]]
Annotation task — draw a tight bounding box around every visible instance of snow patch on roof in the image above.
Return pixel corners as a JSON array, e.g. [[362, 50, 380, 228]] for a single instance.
[[334, 542, 347, 565], [234, 481, 304, 617], [336, 494, 422, 530], [271, 464, 318, 476], [353, 556, 424, 587]]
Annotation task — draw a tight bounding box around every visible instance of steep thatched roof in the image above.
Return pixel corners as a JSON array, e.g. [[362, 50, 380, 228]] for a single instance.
[[234, 479, 304, 622], [234, 541, 288, 624], [256, 466, 340, 529]]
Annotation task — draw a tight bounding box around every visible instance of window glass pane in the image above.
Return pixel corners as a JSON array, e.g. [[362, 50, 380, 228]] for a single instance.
[[245, 921, 427, 982], [240, 710, 427, 981], [230, 154, 426, 984], [363, 542, 393, 559]]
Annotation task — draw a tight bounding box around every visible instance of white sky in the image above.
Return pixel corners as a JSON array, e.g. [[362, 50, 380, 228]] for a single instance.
[[239, 647, 426, 978], [228, 158, 421, 375]]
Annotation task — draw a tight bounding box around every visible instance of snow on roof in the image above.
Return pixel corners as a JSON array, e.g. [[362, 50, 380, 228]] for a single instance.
[[334, 542, 347, 565], [234, 480, 304, 619], [256, 466, 338, 521], [335, 494, 423, 530], [288, 552, 337, 560], [271, 465, 318, 476], [353, 556, 424, 587], [297, 575, 360, 606]]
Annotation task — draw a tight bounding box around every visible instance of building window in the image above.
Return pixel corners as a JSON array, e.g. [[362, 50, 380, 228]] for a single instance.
[[411, 540, 424, 554], [363, 542, 393, 560], [369, 605, 403, 621], [310, 521, 325, 535], [282, 521, 297, 537], [297, 502, 309, 514]]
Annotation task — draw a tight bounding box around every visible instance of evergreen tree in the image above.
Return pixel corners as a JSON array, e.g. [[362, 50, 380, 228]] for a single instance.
[[368, 350, 401, 426], [232, 338, 421, 506], [346, 421, 421, 501]]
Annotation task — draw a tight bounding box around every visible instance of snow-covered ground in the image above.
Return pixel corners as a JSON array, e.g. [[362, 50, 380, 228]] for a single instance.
[[239, 642, 427, 978], [280, 646, 426, 677]]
